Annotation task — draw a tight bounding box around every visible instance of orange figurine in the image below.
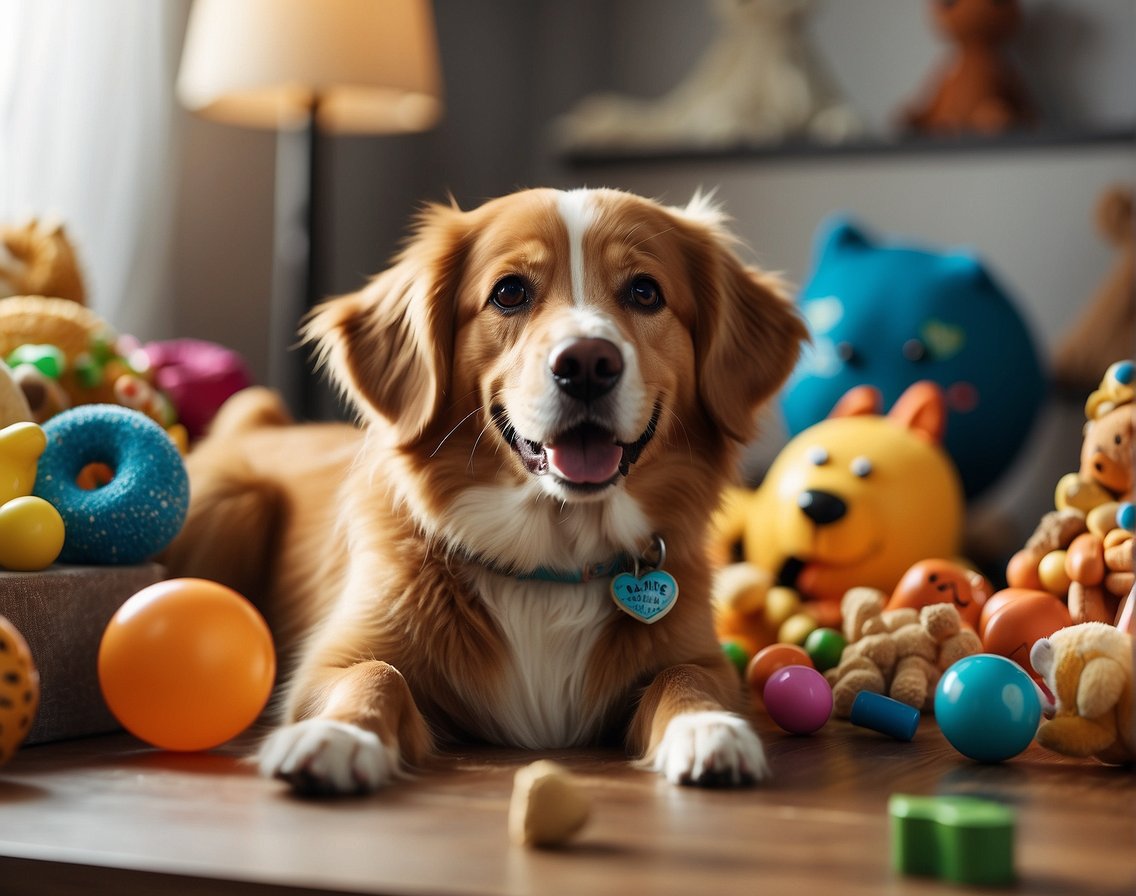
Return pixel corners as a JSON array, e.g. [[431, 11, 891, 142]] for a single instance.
[[885, 559, 991, 630], [901, 0, 1035, 135]]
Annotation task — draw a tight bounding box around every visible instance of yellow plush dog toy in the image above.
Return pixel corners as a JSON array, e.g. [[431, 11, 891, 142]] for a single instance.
[[714, 381, 964, 636], [1030, 621, 1134, 765]]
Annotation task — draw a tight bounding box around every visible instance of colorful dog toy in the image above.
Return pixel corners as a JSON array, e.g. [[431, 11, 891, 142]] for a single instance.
[[889, 794, 1015, 886], [137, 338, 252, 441], [1008, 361, 1135, 624], [763, 664, 833, 735], [782, 217, 1045, 498], [1030, 622, 1134, 765], [714, 381, 964, 640], [850, 691, 920, 741], [98, 578, 276, 751], [34, 405, 188, 564], [978, 587, 1072, 680], [0, 614, 39, 766], [934, 654, 1041, 762], [884, 559, 990, 631], [824, 587, 981, 718]]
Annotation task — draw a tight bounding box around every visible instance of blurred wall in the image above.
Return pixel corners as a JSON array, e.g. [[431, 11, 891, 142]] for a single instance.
[[169, 0, 1133, 536]]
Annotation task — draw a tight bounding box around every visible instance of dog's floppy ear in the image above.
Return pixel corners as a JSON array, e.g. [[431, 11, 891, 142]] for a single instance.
[[681, 201, 808, 443], [303, 203, 467, 445]]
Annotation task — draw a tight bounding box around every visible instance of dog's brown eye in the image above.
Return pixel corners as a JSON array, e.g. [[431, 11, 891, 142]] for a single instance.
[[491, 276, 529, 311], [629, 277, 663, 311]]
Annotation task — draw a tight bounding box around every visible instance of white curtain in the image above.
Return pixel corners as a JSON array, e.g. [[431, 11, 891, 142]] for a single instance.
[[0, 0, 186, 339]]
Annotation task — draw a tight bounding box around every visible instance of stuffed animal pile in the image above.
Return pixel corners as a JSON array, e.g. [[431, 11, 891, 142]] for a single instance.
[[1007, 361, 1135, 624], [1, 215, 252, 446], [824, 587, 981, 717]]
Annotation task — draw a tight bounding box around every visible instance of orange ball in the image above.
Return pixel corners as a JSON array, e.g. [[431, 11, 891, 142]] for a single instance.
[[98, 578, 275, 751], [746, 643, 814, 698]]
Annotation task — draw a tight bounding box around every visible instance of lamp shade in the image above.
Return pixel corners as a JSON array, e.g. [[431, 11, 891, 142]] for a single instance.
[[177, 0, 443, 133]]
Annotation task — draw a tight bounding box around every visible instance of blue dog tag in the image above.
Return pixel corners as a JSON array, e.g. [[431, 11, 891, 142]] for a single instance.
[[610, 570, 679, 624]]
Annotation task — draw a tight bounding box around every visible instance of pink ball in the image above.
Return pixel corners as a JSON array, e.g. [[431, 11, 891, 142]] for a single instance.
[[762, 664, 833, 734]]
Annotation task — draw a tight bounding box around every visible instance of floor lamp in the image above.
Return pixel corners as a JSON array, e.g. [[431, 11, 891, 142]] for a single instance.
[[176, 0, 443, 419]]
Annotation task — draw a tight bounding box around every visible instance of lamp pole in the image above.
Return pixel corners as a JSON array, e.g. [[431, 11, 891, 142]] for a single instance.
[[270, 97, 322, 420]]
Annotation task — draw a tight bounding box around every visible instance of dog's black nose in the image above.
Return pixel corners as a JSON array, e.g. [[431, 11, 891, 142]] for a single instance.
[[549, 338, 623, 402], [798, 489, 847, 526]]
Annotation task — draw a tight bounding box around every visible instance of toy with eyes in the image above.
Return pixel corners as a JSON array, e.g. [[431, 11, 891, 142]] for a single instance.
[[713, 381, 965, 633], [781, 217, 1045, 498]]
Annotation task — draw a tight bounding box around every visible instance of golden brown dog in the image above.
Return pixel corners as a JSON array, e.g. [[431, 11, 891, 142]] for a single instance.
[[165, 187, 806, 794]]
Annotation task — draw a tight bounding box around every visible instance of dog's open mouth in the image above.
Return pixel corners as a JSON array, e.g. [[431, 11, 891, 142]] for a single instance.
[[493, 404, 660, 491]]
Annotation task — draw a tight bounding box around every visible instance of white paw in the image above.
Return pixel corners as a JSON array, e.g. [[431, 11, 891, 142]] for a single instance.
[[652, 711, 769, 786], [257, 719, 400, 795]]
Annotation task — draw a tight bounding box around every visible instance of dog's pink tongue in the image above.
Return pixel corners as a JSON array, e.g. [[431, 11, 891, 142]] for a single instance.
[[547, 427, 623, 484]]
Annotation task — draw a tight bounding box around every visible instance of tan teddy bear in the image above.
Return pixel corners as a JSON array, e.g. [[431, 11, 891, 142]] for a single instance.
[[0, 218, 86, 304], [1030, 622, 1134, 765], [825, 587, 981, 717]]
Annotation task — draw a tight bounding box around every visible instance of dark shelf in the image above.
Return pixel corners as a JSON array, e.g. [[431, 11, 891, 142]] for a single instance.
[[560, 125, 1135, 168]]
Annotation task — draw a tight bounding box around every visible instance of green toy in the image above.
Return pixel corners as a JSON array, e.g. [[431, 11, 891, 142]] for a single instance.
[[889, 794, 1015, 886]]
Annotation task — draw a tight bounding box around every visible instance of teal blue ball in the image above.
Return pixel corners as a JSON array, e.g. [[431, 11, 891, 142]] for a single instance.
[[934, 654, 1041, 762], [34, 405, 188, 564]]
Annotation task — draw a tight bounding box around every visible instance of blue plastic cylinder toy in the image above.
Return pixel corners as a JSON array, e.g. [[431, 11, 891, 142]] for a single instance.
[[850, 690, 921, 741]]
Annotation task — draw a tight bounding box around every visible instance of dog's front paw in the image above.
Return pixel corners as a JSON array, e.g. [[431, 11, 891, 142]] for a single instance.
[[652, 711, 769, 786], [257, 719, 400, 796]]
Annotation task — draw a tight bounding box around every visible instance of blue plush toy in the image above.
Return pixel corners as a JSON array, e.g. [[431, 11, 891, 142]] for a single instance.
[[781, 217, 1046, 498]]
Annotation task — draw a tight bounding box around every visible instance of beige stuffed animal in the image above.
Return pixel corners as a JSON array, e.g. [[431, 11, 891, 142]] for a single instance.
[[0, 366, 32, 429], [825, 587, 981, 717], [1031, 622, 1134, 765], [0, 218, 86, 304], [555, 0, 859, 151]]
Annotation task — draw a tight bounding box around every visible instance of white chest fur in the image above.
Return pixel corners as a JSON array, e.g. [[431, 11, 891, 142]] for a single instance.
[[468, 568, 614, 749]]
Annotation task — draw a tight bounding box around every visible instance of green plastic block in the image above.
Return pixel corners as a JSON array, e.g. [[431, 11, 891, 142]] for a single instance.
[[889, 794, 1015, 886]]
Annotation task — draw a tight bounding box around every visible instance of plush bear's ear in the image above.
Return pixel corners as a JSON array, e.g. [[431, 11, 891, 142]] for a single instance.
[[302, 203, 468, 446], [888, 381, 947, 444], [829, 385, 882, 419], [813, 216, 873, 263]]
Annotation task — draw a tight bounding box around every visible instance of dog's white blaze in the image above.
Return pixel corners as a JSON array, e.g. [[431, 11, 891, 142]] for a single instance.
[[557, 189, 597, 308]]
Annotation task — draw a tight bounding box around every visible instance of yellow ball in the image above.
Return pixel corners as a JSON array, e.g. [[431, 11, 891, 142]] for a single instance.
[[764, 586, 802, 629], [0, 615, 39, 765], [0, 495, 65, 571], [1037, 550, 1071, 594], [778, 611, 819, 646]]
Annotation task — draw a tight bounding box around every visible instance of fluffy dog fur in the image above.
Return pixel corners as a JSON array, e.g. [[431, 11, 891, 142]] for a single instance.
[[164, 187, 806, 795]]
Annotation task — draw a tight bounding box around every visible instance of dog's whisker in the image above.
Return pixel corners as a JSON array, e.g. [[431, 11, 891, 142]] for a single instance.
[[467, 418, 499, 473], [658, 403, 694, 465], [430, 406, 485, 458]]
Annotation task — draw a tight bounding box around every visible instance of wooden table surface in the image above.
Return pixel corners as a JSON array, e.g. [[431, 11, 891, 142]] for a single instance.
[[0, 713, 1131, 896]]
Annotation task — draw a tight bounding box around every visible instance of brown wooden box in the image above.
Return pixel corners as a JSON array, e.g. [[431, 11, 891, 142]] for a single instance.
[[0, 564, 164, 744]]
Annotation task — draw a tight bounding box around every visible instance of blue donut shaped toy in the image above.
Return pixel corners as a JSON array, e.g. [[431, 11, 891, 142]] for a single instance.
[[34, 405, 189, 564]]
